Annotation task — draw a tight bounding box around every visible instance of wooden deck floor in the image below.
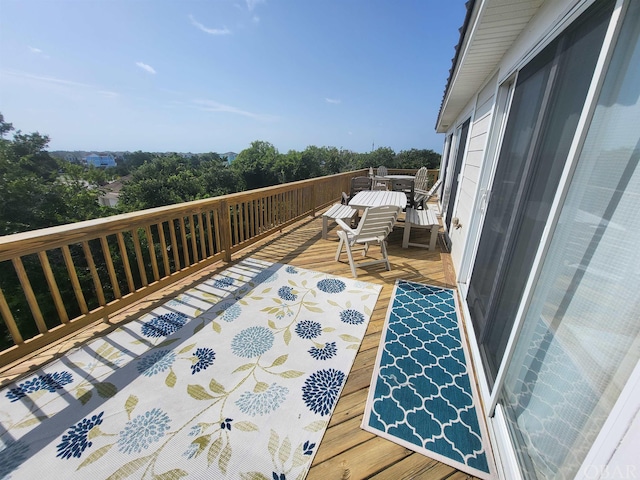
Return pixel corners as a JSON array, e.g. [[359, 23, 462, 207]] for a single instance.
[[0, 207, 480, 480]]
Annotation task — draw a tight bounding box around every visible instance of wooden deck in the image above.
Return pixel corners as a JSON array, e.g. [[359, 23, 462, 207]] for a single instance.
[[0, 206, 480, 480]]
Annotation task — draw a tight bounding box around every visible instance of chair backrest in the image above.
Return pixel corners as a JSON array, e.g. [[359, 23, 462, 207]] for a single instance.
[[414, 167, 430, 192], [350, 176, 372, 198], [414, 177, 442, 208], [376, 165, 388, 177], [390, 178, 415, 209], [425, 178, 442, 198], [352, 205, 400, 242]]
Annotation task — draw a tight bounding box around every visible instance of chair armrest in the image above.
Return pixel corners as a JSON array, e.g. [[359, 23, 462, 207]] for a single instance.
[[335, 218, 356, 234]]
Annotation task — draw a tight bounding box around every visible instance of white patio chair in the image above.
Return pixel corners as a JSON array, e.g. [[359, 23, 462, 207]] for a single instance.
[[373, 166, 389, 190], [414, 167, 430, 192], [414, 178, 442, 210], [334, 205, 401, 278]]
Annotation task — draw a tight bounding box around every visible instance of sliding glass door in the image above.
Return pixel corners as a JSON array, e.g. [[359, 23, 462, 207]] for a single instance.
[[465, 0, 614, 387], [500, 2, 640, 476], [444, 119, 470, 234]]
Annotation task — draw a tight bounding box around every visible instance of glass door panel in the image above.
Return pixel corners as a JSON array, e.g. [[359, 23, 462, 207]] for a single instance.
[[500, 2, 640, 476], [444, 119, 470, 232], [466, 0, 614, 386]]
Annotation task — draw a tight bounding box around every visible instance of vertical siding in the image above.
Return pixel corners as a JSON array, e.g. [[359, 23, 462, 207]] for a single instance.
[[449, 75, 498, 270]]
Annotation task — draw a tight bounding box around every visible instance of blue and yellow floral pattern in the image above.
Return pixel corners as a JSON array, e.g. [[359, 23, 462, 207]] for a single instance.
[[0, 258, 381, 479]]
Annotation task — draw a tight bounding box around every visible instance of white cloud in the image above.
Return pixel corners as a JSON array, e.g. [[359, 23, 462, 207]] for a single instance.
[[193, 99, 277, 122], [189, 15, 231, 35], [246, 0, 266, 12], [98, 90, 119, 98], [28, 46, 43, 54], [325, 98, 341, 104], [1, 69, 119, 98], [136, 62, 157, 74], [2, 70, 90, 88]]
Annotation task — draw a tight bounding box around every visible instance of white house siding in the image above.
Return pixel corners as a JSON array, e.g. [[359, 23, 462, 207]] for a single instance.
[[448, 75, 497, 271]]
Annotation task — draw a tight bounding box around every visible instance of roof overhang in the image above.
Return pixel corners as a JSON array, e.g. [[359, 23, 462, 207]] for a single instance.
[[436, 0, 545, 133]]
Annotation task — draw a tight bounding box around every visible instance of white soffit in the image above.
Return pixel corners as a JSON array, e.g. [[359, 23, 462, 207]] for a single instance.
[[436, 0, 545, 132]]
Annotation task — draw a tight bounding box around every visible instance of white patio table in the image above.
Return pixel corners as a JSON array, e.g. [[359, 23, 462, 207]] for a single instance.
[[348, 190, 407, 210], [384, 174, 415, 180]]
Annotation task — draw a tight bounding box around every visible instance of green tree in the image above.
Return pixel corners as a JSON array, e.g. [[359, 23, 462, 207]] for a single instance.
[[230, 141, 280, 189], [0, 114, 114, 348], [322, 146, 344, 174], [365, 147, 397, 169], [0, 115, 108, 235], [118, 153, 242, 211], [396, 148, 441, 169]]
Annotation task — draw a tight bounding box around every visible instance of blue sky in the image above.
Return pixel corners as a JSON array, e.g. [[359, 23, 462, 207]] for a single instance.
[[0, 0, 467, 154]]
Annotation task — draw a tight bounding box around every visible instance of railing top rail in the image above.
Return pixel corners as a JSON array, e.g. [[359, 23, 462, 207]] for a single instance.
[[0, 170, 366, 260]]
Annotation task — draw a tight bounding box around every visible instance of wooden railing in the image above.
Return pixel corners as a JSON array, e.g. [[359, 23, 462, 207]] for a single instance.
[[0, 168, 439, 366]]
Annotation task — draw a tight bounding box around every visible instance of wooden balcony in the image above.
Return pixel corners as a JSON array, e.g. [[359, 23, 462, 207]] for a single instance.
[[0, 169, 482, 479]]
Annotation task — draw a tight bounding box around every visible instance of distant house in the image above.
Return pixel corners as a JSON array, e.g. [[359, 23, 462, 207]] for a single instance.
[[98, 176, 129, 208], [85, 153, 116, 168], [222, 152, 237, 165], [435, 0, 639, 478]]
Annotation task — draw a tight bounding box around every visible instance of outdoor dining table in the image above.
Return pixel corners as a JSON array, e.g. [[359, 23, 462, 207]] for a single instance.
[[348, 190, 407, 210], [384, 174, 415, 180]]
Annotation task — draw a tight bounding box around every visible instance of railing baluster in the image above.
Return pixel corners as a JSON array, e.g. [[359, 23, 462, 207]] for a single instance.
[[131, 229, 149, 287], [37, 251, 69, 324], [231, 204, 239, 245], [179, 217, 190, 267], [240, 200, 251, 242], [144, 226, 160, 282], [247, 200, 254, 238], [213, 209, 222, 254], [0, 287, 23, 344], [220, 200, 232, 262], [190, 215, 199, 263], [61, 245, 89, 314], [82, 240, 106, 306], [116, 232, 136, 294], [12, 257, 48, 334], [198, 213, 207, 260], [206, 211, 214, 257], [100, 236, 122, 299], [157, 222, 171, 277], [169, 219, 181, 270]]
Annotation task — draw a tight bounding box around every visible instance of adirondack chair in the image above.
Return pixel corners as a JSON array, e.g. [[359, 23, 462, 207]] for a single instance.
[[414, 178, 442, 210], [334, 205, 401, 278], [414, 167, 430, 192], [390, 178, 415, 210], [373, 166, 389, 190], [342, 176, 372, 204]]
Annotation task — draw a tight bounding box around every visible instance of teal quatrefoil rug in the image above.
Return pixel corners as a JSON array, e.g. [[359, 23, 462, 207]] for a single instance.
[[0, 258, 381, 479], [362, 280, 494, 479]]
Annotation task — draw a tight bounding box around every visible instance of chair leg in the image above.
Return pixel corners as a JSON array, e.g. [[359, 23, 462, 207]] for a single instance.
[[335, 234, 345, 261], [381, 240, 391, 271], [344, 242, 358, 278]]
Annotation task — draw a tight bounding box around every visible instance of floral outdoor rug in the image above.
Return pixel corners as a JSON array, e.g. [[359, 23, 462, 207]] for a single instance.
[[0, 257, 382, 480], [361, 280, 494, 479]]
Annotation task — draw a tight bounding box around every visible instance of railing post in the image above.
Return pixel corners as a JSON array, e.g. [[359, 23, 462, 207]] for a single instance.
[[220, 200, 232, 262], [311, 183, 317, 217]]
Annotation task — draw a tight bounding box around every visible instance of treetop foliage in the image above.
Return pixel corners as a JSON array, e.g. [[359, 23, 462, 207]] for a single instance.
[[0, 113, 441, 234]]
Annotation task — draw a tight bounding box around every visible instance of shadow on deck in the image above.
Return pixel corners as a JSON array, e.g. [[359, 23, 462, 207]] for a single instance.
[[0, 207, 480, 480]]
